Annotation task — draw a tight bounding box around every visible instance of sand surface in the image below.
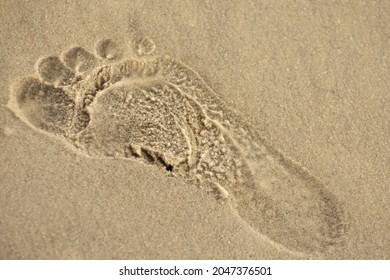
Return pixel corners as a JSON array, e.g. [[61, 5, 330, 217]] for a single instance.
[[0, 0, 389, 259]]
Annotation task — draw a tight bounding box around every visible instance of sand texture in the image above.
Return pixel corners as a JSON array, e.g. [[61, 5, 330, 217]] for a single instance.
[[0, 0, 389, 259]]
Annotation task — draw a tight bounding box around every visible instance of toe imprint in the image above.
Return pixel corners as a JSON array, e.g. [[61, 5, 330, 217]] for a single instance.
[[95, 39, 123, 60], [35, 56, 74, 87], [62, 47, 98, 74], [7, 34, 348, 256]]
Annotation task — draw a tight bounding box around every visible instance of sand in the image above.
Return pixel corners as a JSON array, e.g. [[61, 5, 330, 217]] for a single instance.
[[0, 0, 389, 259]]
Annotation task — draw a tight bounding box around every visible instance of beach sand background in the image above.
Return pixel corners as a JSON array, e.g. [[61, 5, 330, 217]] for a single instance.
[[0, 0, 389, 259]]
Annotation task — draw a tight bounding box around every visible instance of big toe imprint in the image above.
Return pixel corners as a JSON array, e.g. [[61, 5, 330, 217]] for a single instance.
[[8, 76, 75, 135], [7, 36, 348, 256]]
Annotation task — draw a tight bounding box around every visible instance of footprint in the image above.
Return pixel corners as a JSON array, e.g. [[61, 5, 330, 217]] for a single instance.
[[7, 35, 348, 256]]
